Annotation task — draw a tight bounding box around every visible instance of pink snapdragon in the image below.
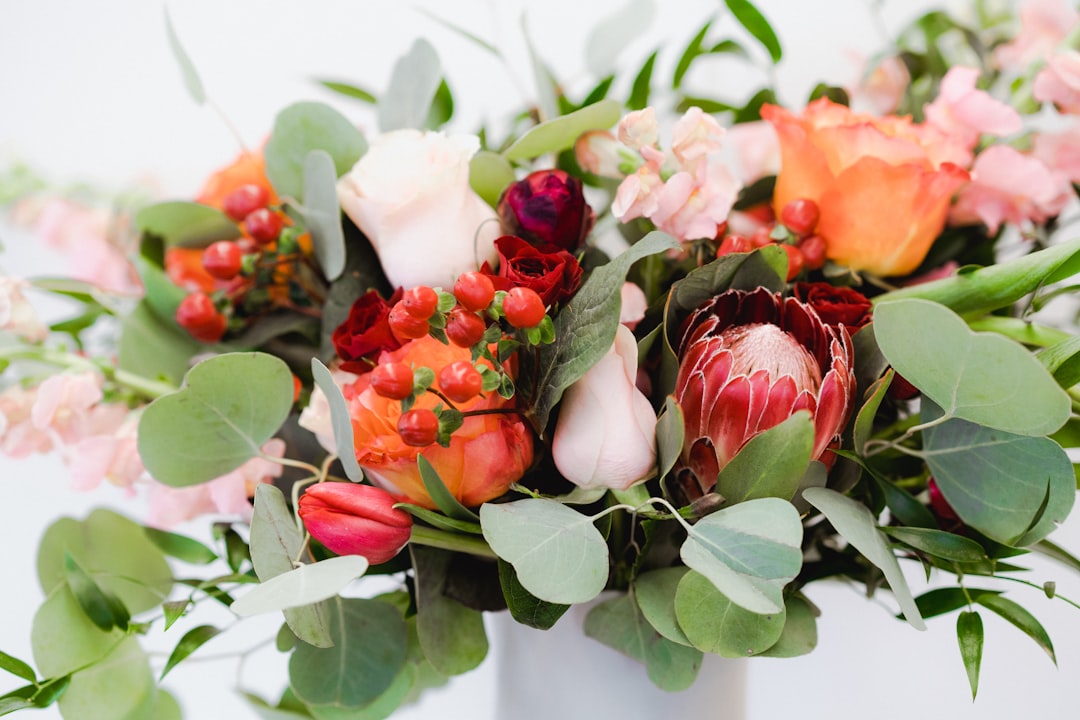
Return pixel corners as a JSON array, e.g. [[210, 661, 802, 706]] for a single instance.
[[0, 277, 48, 343], [0, 385, 52, 458], [924, 67, 1022, 148], [1034, 51, 1080, 114], [69, 413, 145, 492], [848, 55, 910, 115], [994, 0, 1080, 71], [31, 371, 120, 446], [1033, 123, 1080, 182], [950, 145, 1071, 232]]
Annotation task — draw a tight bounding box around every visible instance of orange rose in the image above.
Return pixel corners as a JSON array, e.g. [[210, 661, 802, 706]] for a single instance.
[[346, 335, 533, 509], [762, 99, 969, 277], [195, 149, 278, 209]]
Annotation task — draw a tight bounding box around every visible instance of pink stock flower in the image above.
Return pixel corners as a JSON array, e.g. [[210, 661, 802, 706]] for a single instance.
[[0, 385, 52, 458], [649, 167, 739, 241], [617, 108, 660, 150], [574, 130, 626, 178], [0, 277, 48, 343], [724, 121, 780, 184], [31, 372, 108, 445], [146, 439, 286, 528], [612, 163, 664, 221], [994, 0, 1080, 71], [671, 107, 725, 172], [69, 413, 144, 492], [552, 325, 657, 491], [1034, 51, 1080, 114], [950, 145, 1071, 232], [924, 67, 1022, 148], [674, 288, 855, 499], [1033, 123, 1080, 182]]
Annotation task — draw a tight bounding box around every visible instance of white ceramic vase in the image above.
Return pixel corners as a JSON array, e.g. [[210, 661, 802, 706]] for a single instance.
[[489, 601, 747, 720]]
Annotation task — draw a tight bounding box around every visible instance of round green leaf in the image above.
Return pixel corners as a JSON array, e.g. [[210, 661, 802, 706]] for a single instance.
[[58, 637, 155, 720], [634, 567, 693, 647], [32, 586, 124, 679], [757, 594, 818, 658], [480, 499, 609, 604], [231, 556, 369, 617], [469, 150, 514, 208], [137, 352, 294, 487], [874, 299, 1070, 436], [265, 101, 367, 200], [673, 571, 785, 657]]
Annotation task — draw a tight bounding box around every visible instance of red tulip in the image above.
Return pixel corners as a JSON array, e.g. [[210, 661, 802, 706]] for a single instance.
[[675, 287, 855, 498], [298, 482, 413, 564]]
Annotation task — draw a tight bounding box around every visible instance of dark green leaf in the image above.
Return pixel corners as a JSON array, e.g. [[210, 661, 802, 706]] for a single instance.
[[724, 0, 782, 62], [807, 83, 850, 105], [1037, 335, 1080, 389], [882, 527, 987, 563], [162, 600, 190, 631], [673, 21, 712, 89], [425, 78, 454, 129], [412, 546, 488, 675], [872, 475, 937, 529], [143, 527, 217, 565], [223, 527, 251, 574], [395, 504, 484, 535], [0, 652, 35, 683], [628, 51, 658, 110], [160, 625, 222, 680], [163, 9, 205, 104], [1032, 539, 1080, 574], [497, 559, 569, 630], [956, 611, 983, 699], [265, 102, 367, 201], [29, 675, 70, 709], [417, 455, 481, 522], [909, 587, 1000, 620], [975, 595, 1056, 663], [854, 370, 892, 454], [63, 552, 130, 632], [318, 80, 377, 104]]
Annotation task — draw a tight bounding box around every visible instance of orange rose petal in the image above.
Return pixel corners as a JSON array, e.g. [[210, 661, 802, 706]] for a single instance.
[[196, 150, 278, 209], [811, 123, 934, 175], [760, 104, 834, 213]]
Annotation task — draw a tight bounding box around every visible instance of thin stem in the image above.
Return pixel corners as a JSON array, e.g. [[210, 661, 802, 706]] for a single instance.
[[409, 525, 497, 559], [111, 368, 178, 399], [995, 576, 1080, 612], [264, 454, 321, 478]]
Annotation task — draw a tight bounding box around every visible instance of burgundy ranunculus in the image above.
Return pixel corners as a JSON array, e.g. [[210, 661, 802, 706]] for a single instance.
[[793, 282, 873, 330], [483, 235, 583, 307], [498, 169, 595, 252], [332, 288, 403, 374], [298, 482, 413, 564], [675, 287, 855, 498]]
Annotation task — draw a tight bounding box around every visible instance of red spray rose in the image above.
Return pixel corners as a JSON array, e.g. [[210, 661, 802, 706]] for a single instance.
[[482, 235, 583, 307], [332, 288, 403, 374], [498, 169, 595, 252], [298, 482, 413, 564], [793, 282, 873, 330]]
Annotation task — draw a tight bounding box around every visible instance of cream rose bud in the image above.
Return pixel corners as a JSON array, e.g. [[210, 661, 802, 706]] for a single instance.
[[552, 324, 657, 490], [337, 129, 500, 289]]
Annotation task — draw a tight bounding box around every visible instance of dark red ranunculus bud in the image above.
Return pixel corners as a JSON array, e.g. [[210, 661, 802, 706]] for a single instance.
[[497, 169, 595, 252], [332, 288, 403, 374], [482, 235, 583, 307], [299, 482, 413, 564], [793, 282, 873, 330]]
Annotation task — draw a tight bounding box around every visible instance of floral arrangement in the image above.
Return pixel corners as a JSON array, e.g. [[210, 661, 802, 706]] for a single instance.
[[3, 0, 1080, 717]]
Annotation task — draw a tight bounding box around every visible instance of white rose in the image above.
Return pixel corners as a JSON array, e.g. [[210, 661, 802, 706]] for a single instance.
[[552, 324, 657, 490], [337, 129, 499, 289]]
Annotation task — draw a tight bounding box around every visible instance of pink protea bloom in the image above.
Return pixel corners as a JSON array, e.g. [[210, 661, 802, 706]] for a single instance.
[[1034, 50, 1080, 114], [950, 144, 1071, 232], [924, 67, 1022, 148], [674, 288, 855, 499]]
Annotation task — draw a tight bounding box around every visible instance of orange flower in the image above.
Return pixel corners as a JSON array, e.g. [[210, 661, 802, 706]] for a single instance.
[[195, 150, 278, 209], [762, 99, 969, 277], [346, 335, 533, 509]]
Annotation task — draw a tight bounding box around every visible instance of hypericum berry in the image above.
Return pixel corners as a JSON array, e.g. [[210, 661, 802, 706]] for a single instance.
[[201, 241, 244, 281], [398, 408, 439, 447], [388, 303, 429, 341], [175, 292, 227, 343], [222, 184, 270, 222], [402, 286, 439, 319], [245, 208, 284, 245], [502, 287, 546, 329], [370, 362, 416, 400], [453, 271, 496, 312], [750, 226, 774, 248], [438, 360, 483, 403], [799, 234, 827, 271], [780, 198, 820, 236], [445, 306, 487, 348], [780, 244, 805, 281], [716, 234, 753, 257]]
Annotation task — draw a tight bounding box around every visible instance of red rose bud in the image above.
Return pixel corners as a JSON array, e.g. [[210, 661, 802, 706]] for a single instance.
[[299, 483, 413, 564], [793, 282, 873, 330], [483, 235, 583, 307], [498, 169, 595, 252], [332, 289, 404, 374]]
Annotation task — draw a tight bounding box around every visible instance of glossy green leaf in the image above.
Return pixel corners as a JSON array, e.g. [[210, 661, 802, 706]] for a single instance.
[[504, 99, 622, 161], [655, 396, 684, 482], [481, 499, 609, 604], [872, 474, 936, 529], [164, 9, 205, 104], [584, 0, 656, 76], [680, 498, 802, 615], [854, 370, 893, 454], [533, 232, 679, 430], [673, 21, 712, 89], [469, 150, 515, 209], [730, 243, 786, 291], [417, 455, 480, 522], [716, 411, 814, 503], [0, 694, 35, 715], [922, 400, 1075, 546], [135, 201, 239, 248], [975, 595, 1055, 663], [585, 593, 702, 691], [882, 527, 988, 563], [0, 652, 35, 684], [724, 0, 782, 62], [635, 566, 693, 647], [311, 358, 364, 482], [910, 587, 1000, 620], [957, 611, 983, 699], [673, 570, 786, 657], [497, 559, 568, 630], [412, 546, 488, 675], [874, 299, 1070, 435], [378, 38, 443, 131], [757, 594, 817, 658], [298, 150, 345, 281], [803, 487, 926, 630], [249, 485, 332, 648], [232, 556, 369, 617], [138, 352, 294, 487], [160, 625, 221, 680], [290, 598, 408, 708], [1037, 334, 1080, 389], [318, 80, 377, 104], [396, 504, 484, 535], [143, 527, 217, 565], [265, 101, 367, 200], [628, 50, 658, 110], [63, 552, 130, 632]]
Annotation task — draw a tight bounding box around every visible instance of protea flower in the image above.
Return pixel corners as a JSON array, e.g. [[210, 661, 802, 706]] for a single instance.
[[674, 287, 855, 499]]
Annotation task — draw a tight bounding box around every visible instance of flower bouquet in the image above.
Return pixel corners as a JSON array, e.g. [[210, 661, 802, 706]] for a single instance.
[[3, 0, 1080, 717]]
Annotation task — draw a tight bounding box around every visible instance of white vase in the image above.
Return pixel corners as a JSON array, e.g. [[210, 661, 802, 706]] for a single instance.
[[489, 601, 747, 720]]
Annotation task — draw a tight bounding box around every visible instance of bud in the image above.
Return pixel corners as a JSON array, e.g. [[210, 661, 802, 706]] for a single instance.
[[298, 483, 413, 564], [498, 169, 594, 252]]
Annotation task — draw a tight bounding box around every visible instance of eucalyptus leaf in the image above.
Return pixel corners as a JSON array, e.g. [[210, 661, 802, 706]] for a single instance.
[[715, 412, 813, 503], [635, 566, 693, 647], [298, 150, 346, 281], [163, 9, 205, 104], [957, 611, 983, 699], [160, 625, 221, 680], [673, 570, 786, 657], [411, 546, 489, 675], [118, 300, 200, 387], [497, 559, 569, 630], [655, 396, 685, 482], [265, 102, 367, 200], [231, 556, 369, 616], [680, 498, 802, 615], [584, 0, 656, 76], [135, 201, 239, 247], [311, 358, 364, 482], [874, 299, 1070, 436], [378, 38, 442, 132], [480, 499, 609, 604], [802, 487, 926, 630], [757, 594, 817, 658], [139, 352, 294, 487], [504, 99, 622, 161], [32, 587, 122, 682], [469, 150, 515, 209]]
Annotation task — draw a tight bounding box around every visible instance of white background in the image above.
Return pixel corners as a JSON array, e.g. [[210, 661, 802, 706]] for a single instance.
[[2, 1, 1080, 718]]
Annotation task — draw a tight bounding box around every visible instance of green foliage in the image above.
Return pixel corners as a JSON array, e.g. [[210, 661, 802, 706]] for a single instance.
[[137, 352, 294, 487], [881, 527, 987, 563], [163, 8, 205, 104], [497, 559, 569, 630], [503, 99, 622, 162], [378, 38, 443, 132], [135, 201, 239, 248], [311, 359, 364, 482], [142, 527, 217, 565], [232, 556, 370, 617], [469, 150, 515, 209], [757, 594, 818, 658], [634, 567, 694, 647], [411, 547, 489, 676], [673, 571, 786, 656], [297, 150, 346, 281], [63, 552, 130, 632], [417, 456, 479, 522], [715, 412, 814, 503], [957, 611, 983, 699], [119, 300, 201, 387], [160, 625, 221, 680], [975, 595, 1055, 664], [584, 0, 656, 77], [265, 102, 368, 200], [724, 0, 782, 62], [654, 396, 685, 482]]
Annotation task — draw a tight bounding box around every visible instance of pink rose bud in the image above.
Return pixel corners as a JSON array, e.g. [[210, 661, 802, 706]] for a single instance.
[[498, 169, 595, 252], [298, 483, 413, 564]]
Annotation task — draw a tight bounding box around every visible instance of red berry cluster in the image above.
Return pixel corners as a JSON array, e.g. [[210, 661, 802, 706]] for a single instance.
[[715, 198, 827, 282]]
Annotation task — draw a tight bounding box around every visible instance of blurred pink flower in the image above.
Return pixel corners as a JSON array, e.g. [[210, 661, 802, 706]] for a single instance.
[[950, 145, 1071, 232], [69, 413, 144, 492], [0, 385, 52, 458], [0, 277, 47, 342], [1033, 122, 1080, 181], [994, 0, 1079, 71], [619, 282, 648, 329], [671, 107, 725, 172], [31, 371, 108, 445], [146, 439, 286, 528], [848, 55, 910, 115], [924, 67, 1022, 148], [1034, 50, 1080, 114], [724, 121, 780, 184], [617, 108, 660, 150], [574, 130, 626, 178], [649, 166, 739, 241], [612, 164, 664, 221]]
